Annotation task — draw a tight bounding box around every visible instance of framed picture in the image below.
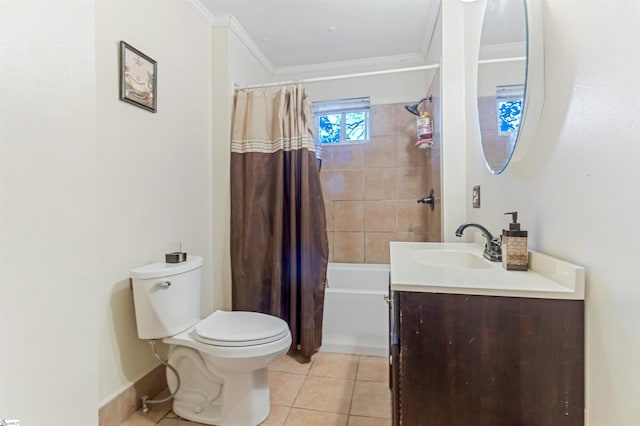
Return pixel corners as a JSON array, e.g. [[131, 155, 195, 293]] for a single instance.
[[119, 41, 157, 113]]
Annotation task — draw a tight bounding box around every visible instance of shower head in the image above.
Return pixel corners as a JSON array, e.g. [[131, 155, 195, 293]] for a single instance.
[[404, 96, 433, 116]]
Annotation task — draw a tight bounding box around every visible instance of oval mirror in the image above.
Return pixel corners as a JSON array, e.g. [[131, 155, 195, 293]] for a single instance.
[[477, 0, 527, 174]]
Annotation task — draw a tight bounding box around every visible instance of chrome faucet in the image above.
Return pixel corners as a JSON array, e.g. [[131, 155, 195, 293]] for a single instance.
[[455, 223, 502, 262]]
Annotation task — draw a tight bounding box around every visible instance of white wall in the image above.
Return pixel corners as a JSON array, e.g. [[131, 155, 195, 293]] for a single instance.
[[440, 0, 468, 242], [95, 0, 213, 405], [462, 1, 640, 423], [287, 71, 433, 106], [0, 1, 98, 424]]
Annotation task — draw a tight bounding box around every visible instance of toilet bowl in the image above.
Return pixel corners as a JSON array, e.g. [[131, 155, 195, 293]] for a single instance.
[[130, 256, 292, 426], [164, 311, 291, 425]]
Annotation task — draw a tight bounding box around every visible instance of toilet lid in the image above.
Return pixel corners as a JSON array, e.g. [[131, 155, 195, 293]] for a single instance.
[[194, 311, 290, 347]]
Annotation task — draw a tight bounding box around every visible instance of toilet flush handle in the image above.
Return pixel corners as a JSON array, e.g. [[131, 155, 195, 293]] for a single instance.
[[156, 281, 172, 288]]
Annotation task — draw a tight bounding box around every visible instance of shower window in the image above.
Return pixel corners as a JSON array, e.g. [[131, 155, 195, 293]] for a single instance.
[[312, 97, 370, 144], [496, 84, 524, 135]]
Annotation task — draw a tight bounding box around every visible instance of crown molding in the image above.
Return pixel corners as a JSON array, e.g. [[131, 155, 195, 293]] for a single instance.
[[183, 0, 215, 25], [186, 1, 274, 74], [184, 0, 437, 78], [421, 2, 442, 58], [421, 0, 442, 58], [228, 15, 275, 74]]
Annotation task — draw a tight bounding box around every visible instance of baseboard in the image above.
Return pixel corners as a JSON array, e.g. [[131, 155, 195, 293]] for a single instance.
[[98, 365, 166, 426], [320, 343, 388, 357]]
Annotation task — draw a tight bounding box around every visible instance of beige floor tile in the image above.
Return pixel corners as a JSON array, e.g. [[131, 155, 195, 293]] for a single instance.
[[308, 352, 359, 380], [284, 408, 348, 426], [348, 415, 392, 426], [120, 412, 158, 426], [269, 371, 306, 406], [120, 388, 173, 426], [294, 376, 354, 414], [350, 381, 391, 419], [260, 405, 291, 426], [356, 356, 388, 383], [157, 412, 208, 425], [270, 352, 314, 375]]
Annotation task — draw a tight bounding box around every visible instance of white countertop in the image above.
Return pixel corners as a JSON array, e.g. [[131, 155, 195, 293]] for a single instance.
[[390, 242, 585, 300]]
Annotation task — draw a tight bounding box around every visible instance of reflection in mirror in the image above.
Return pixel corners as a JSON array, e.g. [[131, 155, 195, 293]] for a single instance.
[[477, 0, 527, 174]]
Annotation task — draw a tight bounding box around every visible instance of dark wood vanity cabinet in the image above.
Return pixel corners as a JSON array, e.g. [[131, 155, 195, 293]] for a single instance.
[[390, 290, 584, 426]]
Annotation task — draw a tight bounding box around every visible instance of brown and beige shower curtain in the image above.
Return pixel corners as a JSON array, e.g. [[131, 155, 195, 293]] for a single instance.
[[230, 84, 328, 359]]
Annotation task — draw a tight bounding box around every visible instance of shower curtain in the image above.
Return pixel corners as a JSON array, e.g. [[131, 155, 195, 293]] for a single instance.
[[230, 84, 328, 359]]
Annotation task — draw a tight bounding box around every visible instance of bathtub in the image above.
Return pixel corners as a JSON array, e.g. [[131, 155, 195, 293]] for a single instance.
[[320, 263, 390, 356]]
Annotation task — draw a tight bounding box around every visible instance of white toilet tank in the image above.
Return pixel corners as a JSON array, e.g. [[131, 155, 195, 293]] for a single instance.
[[130, 256, 202, 340]]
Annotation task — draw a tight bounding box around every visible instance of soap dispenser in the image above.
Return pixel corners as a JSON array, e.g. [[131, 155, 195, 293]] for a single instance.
[[501, 212, 528, 271]]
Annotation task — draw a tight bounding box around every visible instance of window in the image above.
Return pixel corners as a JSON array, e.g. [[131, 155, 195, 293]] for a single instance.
[[312, 97, 370, 144], [496, 84, 524, 135]]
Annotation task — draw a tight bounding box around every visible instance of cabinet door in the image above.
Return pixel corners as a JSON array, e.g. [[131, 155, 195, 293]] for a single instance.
[[389, 290, 400, 426], [397, 292, 584, 426]]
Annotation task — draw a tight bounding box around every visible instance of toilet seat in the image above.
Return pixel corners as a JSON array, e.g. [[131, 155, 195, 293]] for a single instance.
[[194, 311, 290, 347]]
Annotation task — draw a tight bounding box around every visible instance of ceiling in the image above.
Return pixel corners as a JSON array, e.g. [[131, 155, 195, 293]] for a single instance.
[[195, 0, 442, 74]]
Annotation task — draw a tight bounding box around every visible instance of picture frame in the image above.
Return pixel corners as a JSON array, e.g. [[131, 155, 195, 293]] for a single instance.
[[119, 41, 157, 113]]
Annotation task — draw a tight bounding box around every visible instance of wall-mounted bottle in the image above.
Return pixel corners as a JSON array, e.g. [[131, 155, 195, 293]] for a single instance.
[[501, 211, 528, 271], [415, 111, 433, 149]]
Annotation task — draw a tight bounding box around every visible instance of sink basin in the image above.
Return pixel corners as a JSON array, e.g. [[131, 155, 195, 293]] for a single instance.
[[411, 250, 492, 270], [391, 242, 585, 300]]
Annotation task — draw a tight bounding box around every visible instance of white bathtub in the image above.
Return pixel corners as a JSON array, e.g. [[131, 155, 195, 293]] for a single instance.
[[320, 263, 390, 356]]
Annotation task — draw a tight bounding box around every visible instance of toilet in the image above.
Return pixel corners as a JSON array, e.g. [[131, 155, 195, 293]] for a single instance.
[[130, 256, 291, 426]]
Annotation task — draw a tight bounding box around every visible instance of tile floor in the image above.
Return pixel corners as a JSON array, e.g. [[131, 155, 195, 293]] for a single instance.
[[121, 352, 391, 426]]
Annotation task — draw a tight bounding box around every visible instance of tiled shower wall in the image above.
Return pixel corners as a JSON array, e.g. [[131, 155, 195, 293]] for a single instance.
[[478, 96, 515, 171], [320, 103, 438, 264]]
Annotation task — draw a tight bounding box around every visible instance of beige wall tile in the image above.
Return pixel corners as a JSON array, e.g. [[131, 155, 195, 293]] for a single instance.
[[480, 130, 514, 171], [321, 146, 334, 170], [320, 170, 334, 201], [397, 200, 427, 233], [328, 231, 334, 262], [325, 200, 334, 232], [331, 170, 364, 201], [100, 365, 167, 426], [331, 144, 365, 170], [364, 168, 396, 201], [333, 201, 365, 232], [397, 134, 427, 168], [394, 103, 416, 136], [393, 232, 428, 243], [364, 233, 392, 264], [365, 201, 397, 232], [396, 167, 428, 200], [370, 104, 396, 137], [323, 101, 442, 265], [478, 96, 497, 130], [364, 136, 397, 169], [333, 232, 364, 263]]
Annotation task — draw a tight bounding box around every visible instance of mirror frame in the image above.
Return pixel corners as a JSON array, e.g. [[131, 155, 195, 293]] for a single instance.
[[476, 0, 545, 174], [511, 0, 544, 163]]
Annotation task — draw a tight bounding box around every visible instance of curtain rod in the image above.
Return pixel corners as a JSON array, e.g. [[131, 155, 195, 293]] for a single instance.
[[478, 56, 526, 65], [237, 63, 441, 90]]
